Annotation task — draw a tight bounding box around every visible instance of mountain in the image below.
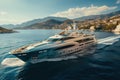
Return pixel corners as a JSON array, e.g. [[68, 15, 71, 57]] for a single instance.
[[1, 10, 120, 29], [19, 19, 76, 29], [18, 10, 120, 30], [0, 26, 15, 33], [0, 24, 16, 29], [0, 17, 68, 29], [75, 10, 120, 21], [22, 19, 63, 29], [15, 16, 68, 28], [18, 10, 120, 29]]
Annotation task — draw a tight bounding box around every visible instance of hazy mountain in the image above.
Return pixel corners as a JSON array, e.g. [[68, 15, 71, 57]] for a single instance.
[[1, 10, 120, 29], [75, 10, 120, 21], [15, 17, 68, 28], [20, 10, 120, 29], [0, 17, 68, 29], [0, 26, 15, 33], [22, 19, 63, 29], [0, 24, 16, 29]]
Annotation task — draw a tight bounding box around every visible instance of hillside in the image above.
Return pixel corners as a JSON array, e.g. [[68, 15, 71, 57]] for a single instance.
[[1, 10, 120, 31], [0, 24, 16, 29], [26, 14, 120, 31], [1, 17, 68, 29], [20, 19, 63, 29], [0, 27, 15, 33], [77, 14, 120, 31]]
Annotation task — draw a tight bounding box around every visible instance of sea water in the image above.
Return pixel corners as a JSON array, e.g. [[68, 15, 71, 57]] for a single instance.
[[0, 30, 120, 80]]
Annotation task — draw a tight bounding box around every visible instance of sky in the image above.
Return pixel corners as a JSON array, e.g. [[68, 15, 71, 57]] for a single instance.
[[0, 0, 120, 25]]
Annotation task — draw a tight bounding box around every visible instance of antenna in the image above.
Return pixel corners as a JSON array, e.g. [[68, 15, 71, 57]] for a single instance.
[[72, 20, 78, 30]]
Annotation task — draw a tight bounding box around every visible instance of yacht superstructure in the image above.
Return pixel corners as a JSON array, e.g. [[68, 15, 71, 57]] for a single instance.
[[10, 23, 97, 63]]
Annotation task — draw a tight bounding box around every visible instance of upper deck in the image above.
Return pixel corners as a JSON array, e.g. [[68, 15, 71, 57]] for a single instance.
[[11, 31, 96, 54]]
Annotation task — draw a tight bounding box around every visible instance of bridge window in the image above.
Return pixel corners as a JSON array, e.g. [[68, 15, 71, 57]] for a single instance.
[[60, 37, 74, 40], [55, 44, 74, 50]]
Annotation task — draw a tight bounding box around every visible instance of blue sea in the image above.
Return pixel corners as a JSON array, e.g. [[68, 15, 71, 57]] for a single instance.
[[0, 30, 120, 80]]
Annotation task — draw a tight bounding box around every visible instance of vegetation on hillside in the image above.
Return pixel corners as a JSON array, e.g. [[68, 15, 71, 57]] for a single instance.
[[0, 27, 15, 33]]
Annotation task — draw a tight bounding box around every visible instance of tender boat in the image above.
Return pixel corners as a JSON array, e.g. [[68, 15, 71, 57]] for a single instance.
[[10, 23, 97, 63]]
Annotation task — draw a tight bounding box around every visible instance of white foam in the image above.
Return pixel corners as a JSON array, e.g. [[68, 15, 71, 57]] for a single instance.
[[31, 56, 77, 64], [97, 36, 120, 49], [98, 36, 120, 45], [1, 58, 25, 67]]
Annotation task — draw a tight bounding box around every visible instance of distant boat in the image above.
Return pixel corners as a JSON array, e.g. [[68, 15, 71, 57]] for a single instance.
[[10, 23, 97, 64], [113, 24, 120, 34]]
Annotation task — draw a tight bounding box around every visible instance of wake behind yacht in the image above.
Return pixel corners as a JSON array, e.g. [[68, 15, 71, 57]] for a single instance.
[[10, 23, 97, 63]]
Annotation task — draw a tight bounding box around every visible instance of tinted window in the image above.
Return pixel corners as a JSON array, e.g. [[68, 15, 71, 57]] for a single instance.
[[76, 38, 93, 43], [55, 44, 74, 50], [47, 38, 60, 42], [76, 40, 83, 43], [83, 38, 93, 41], [60, 37, 74, 40]]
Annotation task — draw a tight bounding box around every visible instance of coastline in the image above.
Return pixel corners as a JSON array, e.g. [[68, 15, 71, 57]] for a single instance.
[[0, 27, 17, 34]]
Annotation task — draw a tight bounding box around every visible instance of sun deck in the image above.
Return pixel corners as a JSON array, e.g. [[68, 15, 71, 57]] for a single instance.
[[11, 41, 48, 54]]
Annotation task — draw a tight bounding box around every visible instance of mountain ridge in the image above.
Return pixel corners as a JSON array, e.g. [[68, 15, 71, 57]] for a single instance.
[[74, 10, 120, 21], [1, 10, 120, 29], [22, 19, 63, 29], [19, 10, 120, 30]]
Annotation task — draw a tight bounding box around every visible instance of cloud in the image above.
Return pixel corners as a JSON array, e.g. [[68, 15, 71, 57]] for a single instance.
[[116, 0, 120, 4], [0, 11, 7, 16], [51, 5, 117, 19]]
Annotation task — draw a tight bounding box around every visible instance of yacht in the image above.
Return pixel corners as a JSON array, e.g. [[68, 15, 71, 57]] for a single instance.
[[10, 23, 97, 63]]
